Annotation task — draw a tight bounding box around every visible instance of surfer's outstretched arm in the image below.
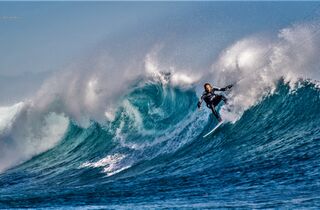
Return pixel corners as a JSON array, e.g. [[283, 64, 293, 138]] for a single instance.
[[197, 94, 204, 109], [213, 84, 233, 92]]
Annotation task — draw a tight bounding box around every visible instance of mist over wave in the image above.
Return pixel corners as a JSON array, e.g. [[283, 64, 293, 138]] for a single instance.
[[212, 23, 320, 121], [0, 102, 68, 172]]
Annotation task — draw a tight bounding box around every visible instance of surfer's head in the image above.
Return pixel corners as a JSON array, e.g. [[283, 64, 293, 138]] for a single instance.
[[204, 83, 212, 92]]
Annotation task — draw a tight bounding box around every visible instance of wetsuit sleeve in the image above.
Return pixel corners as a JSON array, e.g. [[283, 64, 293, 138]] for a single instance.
[[197, 94, 204, 108], [212, 87, 225, 91], [213, 84, 233, 91]]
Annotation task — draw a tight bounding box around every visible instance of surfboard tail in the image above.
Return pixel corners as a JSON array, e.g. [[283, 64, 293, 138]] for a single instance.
[[203, 121, 224, 138]]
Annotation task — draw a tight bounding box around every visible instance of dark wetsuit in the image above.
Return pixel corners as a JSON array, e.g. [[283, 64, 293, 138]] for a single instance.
[[198, 86, 231, 121]]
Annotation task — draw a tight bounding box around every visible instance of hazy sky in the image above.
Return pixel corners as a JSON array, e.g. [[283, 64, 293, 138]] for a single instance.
[[0, 2, 319, 76]]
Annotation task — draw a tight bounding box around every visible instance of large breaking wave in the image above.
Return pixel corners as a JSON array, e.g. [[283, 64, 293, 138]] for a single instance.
[[0, 22, 320, 208]]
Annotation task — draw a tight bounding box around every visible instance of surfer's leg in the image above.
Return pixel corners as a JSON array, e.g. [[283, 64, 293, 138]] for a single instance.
[[221, 95, 228, 104], [210, 105, 222, 122]]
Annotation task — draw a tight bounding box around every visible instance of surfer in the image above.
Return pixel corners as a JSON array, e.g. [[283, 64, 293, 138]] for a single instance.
[[197, 83, 233, 122]]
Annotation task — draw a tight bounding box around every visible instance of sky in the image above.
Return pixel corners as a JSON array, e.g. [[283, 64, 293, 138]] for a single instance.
[[0, 2, 320, 77]]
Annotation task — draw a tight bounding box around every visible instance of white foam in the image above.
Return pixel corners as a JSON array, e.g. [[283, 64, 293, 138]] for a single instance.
[[0, 102, 69, 172], [144, 48, 200, 88], [0, 102, 24, 135], [81, 153, 130, 176], [211, 23, 320, 122]]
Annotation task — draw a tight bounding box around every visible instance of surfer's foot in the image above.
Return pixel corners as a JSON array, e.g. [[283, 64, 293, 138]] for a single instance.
[[218, 118, 223, 122]]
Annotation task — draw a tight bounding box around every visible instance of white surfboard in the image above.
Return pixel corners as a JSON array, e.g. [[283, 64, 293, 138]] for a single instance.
[[203, 121, 224, 138]]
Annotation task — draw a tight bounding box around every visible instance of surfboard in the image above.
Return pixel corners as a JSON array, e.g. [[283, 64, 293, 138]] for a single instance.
[[203, 121, 224, 138]]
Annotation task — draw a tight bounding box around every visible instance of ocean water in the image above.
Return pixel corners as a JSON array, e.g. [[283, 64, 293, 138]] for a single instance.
[[0, 78, 319, 208]]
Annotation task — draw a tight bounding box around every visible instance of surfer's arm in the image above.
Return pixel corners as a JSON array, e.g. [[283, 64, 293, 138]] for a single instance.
[[213, 84, 233, 91], [197, 95, 204, 109]]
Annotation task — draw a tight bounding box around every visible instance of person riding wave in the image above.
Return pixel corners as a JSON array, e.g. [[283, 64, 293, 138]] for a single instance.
[[197, 83, 233, 122]]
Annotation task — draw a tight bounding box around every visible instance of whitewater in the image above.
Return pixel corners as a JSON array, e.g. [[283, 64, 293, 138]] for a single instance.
[[0, 21, 320, 208]]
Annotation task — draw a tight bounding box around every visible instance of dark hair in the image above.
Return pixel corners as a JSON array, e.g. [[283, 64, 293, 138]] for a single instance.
[[204, 83, 211, 89]]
